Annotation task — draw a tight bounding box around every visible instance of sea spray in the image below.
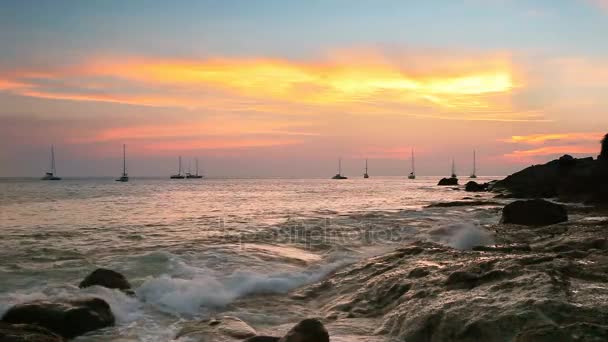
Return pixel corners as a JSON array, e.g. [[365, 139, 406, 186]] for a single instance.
[[432, 222, 494, 250], [137, 258, 352, 316]]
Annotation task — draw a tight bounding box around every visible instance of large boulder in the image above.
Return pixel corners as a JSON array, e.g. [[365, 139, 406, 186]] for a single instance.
[[0, 322, 64, 342], [501, 199, 568, 226], [465, 181, 487, 192], [176, 316, 257, 341], [79, 268, 133, 294], [438, 177, 458, 186], [1, 298, 115, 339]]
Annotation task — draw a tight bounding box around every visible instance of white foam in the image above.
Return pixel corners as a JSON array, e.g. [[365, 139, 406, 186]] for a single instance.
[[434, 222, 494, 250], [137, 259, 348, 316]]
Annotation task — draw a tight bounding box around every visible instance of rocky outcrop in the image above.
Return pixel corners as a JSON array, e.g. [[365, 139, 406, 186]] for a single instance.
[[289, 215, 608, 342], [493, 137, 608, 203], [176, 316, 257, 341], [79, 268, 133, 294], [0, 322, 64, 342], [501, 199, 568, 226], [1, 298, 115, 339], [438, 177, 458, 186], [465, 181, 488, 192], [600, 133, 608, 161]]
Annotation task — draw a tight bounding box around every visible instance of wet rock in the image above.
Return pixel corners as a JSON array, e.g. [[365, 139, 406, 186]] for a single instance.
[[0, 322, 64, 342], [280, 318, 329, 342], [501, 199, 568, 226], [465, 181, 488, 192], [437, 177, 458, 186], [1, 298, 114, 339], [515, 322, 608, 342], [79, 268, 133, 294], [176, 316, 257, 341]]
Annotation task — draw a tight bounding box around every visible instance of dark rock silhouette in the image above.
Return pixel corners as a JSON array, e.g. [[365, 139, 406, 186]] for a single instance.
[[465, 181, 488, 192], [0, 322, 64, 342], [243, 319, 329, 342], [600, 134, 608, 161], [438, 177, 458, 186], [79, 268, 133, 295], [1, 298, 115, 339], [280, 319, 329, 342], [501, 199, 568, 226]]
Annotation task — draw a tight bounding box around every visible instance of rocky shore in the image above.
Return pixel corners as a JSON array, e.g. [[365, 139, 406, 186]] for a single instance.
[[2, 137, 608, 341]]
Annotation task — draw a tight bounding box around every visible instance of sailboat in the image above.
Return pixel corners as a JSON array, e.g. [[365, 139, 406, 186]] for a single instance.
[[451, 158, 457, 179], [363, 159, 369, 178], [170, 156, 185, 179], [115, 144, 129, 182], [41, 145, 61, 180], [470, 150, 478, 178], [186, 158, 203, 179], [332, 158, 348, 179], [408, 149, 416, 179]]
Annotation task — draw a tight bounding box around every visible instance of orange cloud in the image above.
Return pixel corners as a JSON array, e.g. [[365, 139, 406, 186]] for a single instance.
[[504, 145, 598, 159], [0, 50, 530, 121], [504, 132, 604, 145]]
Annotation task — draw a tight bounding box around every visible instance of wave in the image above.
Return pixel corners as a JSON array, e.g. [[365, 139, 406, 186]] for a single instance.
[[430, 222, 495, 250], [137, 256, 352, 316]]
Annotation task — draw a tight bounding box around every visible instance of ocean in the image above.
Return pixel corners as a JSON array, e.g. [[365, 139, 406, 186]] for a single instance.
[[0, 176, 503, 341]]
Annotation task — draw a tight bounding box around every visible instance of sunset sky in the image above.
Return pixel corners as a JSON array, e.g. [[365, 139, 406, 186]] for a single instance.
[[1, 0, 607, 177]]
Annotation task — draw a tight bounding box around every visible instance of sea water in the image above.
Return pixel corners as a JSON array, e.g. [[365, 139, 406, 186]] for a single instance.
[[0, 176, 503, 340]]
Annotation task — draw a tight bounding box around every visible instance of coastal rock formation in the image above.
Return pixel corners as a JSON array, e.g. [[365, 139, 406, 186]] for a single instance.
[[438, 177, 458, 186], [1, 298, 115, 339], [493, 136, 608, 202], [464, 181, 487, 192], [501, 199, 568, 226], [79, 268, 133, 294], [288, 215, 608, 342], [0, 322, 64, 342], [600, 133, 608, 161], [176, 316, 257, 341]]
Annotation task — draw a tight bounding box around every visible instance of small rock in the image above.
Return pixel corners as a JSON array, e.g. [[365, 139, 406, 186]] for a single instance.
[[79, 268, 133, 294], [465, 181, 488, 192], [501, 199, 568, 226], [1, 298, 114, 339], [280, 318, 329, 342], [0, 322, 64, 342], [438, 177, 458, 186]]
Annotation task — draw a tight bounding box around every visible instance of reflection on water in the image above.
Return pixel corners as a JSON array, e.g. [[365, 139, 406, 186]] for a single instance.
[[0, 176, 502, 340]]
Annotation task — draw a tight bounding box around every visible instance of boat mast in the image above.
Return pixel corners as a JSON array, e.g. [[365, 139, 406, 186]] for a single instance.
[[338, 158, 342, 175], [365, 159, 368, 174], [473, 150, 476, 176], [195, 158, 199, 176], [50, 145, 56, 175], [178, 156, 182, 175], [122, 144, 127, 176], [411, 148, 415, 175], [452, 158, 456, 177]]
